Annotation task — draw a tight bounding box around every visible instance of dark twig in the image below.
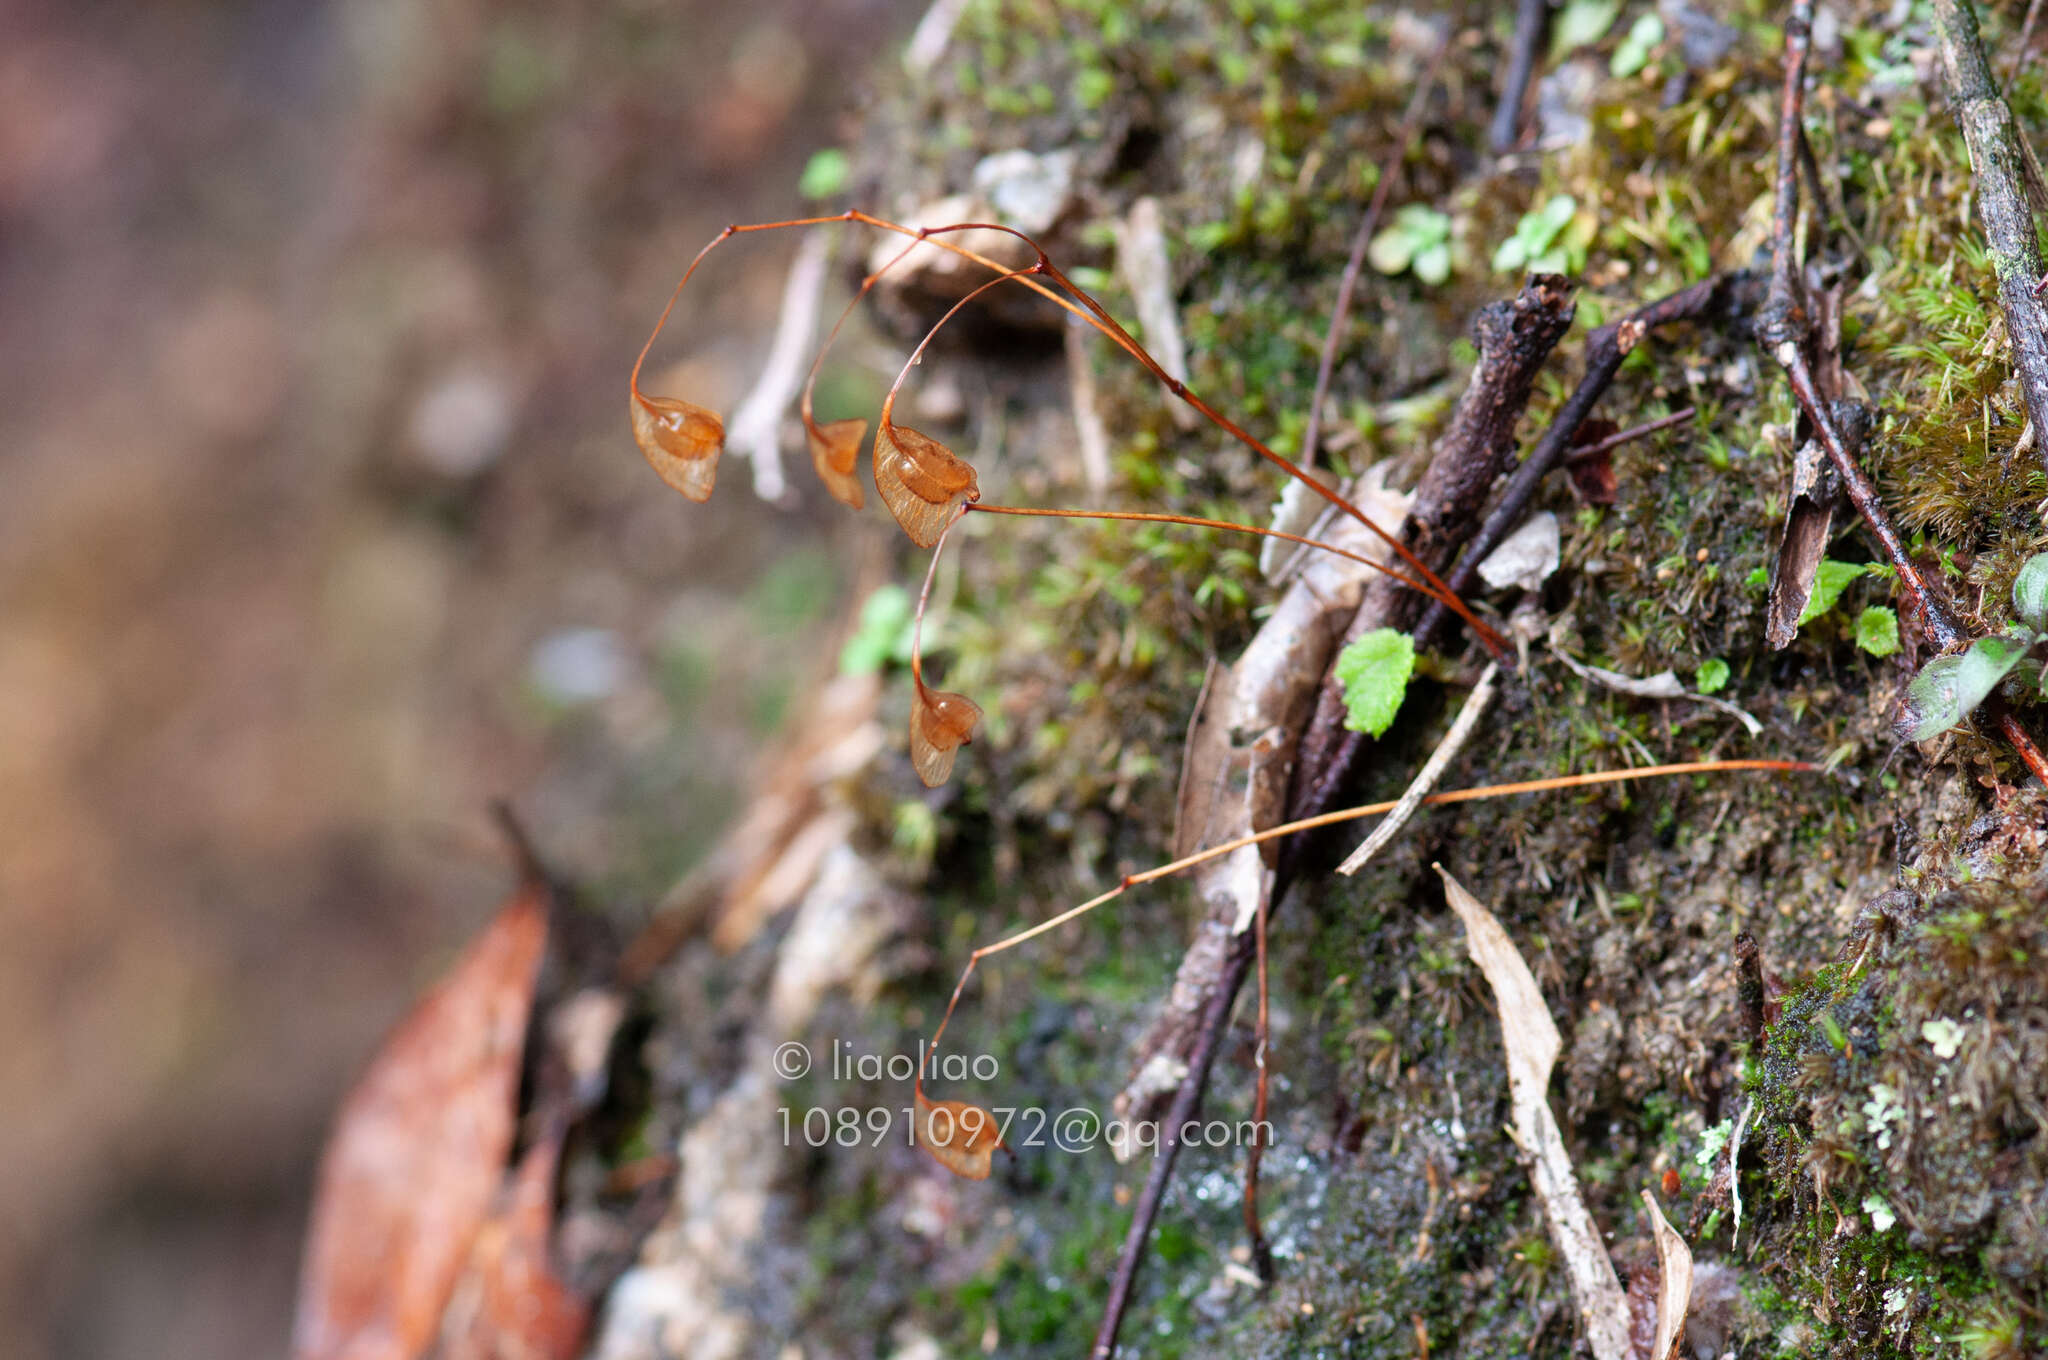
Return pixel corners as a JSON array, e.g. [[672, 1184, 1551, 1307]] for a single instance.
[[1564, 405, 1698, 463], [1290, 276, 1578, 819], [1299, 33, 1450, 474], [1762, 1, 2048, 783], [1408, 274, 1756, 660], [1093, 934, 1255, 1360], [1292, 274, 1755, 824], [1759, 3, 1957, 650], [1492, 0, 1549, 154], [1930, 0, 2048, 466], [490, 798, 559, 896], [1244, 886, 1274, 1283]]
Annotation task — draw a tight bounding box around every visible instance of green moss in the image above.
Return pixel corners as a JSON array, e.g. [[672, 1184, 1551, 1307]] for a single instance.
[[761, 0, 2048, 1354]]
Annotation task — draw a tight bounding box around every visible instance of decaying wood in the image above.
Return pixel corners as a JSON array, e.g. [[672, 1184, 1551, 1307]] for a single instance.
[[1930, 0, 2048, 468]]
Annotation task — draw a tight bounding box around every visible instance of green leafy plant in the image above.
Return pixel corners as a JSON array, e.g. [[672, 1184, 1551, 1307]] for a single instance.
[[1695, 658, 1730, 694], [1609, 13, 1664, 78], [1796, 558, 1869, 626], [1367, 204, 1453, 285], [1334, 628, 1415, 737], [1491, 194, 1593, 276], [1896, 553, 2048, 741], [798, 148, 851, 200], [1552, 0, 1621, 55], [1855, 606, 1900, 657]]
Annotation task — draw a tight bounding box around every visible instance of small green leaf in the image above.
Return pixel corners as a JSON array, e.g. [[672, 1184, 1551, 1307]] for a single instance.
[[1371, 205, 1450, 278], [1334, 629, 1416, 738], [1494, 195, 1578, 274], [1412, 241, 1452, 286], [838, 584, 913, 675], [2014, 552, 2048, 632], [1855, 606, 1900, 657], [1368, 224, 1417, 274], [798, 148, 850, 200], [1796, 559, 1869, 627], [1863, 1194, 1897, 1233], [1897, 635, 2031, 741], [1610, 12, 1664, 76], [1695, 658, 1730, 694], [1553, 0, 1622, 54]]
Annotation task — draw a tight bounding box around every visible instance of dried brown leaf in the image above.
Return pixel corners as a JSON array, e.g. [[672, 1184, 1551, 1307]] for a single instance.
[[631, 391, 724, 502], [1435, 866, 1631, 1360], [805, 416, 868, 509], [909, 681, 981, 788], [291, 886, 548, 1360], [914, 1091, 1005, 1180], [440, 1132, 589, 1360], [874, 417, 978, 548], [1642, 1190, 1694, 1360]]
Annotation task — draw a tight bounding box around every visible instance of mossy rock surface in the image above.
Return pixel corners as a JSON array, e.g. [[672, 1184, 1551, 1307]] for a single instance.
[[737, 2, 2048, 1355]]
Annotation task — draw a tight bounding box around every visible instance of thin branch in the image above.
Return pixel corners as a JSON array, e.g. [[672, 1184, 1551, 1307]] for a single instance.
[[1757, 2, 1958, 650], [1305, 274, 1754, 826], [1492, 0, 1550, 154], [1563, 406, 1698, 463], [1759, 1, 2048, 782], [1092, 933, 1252, 1360], [2017, 0, 2046, 79], [1409, 274, 1755, 658]]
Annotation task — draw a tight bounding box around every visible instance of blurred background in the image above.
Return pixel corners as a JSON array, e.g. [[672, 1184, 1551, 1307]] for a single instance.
[[0, 1, 921, 1355]]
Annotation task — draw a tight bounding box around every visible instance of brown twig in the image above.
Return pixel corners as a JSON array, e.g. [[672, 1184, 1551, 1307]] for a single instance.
[[1409, 273, 1756, 655], [1759, 2, 1951, 646], [1299, 31, 1450, 473], [1761, 1, 2048, 784], [1563, 406, 1699, 463], [1492, 0, 1549, 153], [1093, 933, 1254, 1360], [2018, 0, 2046, 79], [1930, 0, 2048, 468], [1298, 274, 1756, 824], [1290, 276, 1578, 818]]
